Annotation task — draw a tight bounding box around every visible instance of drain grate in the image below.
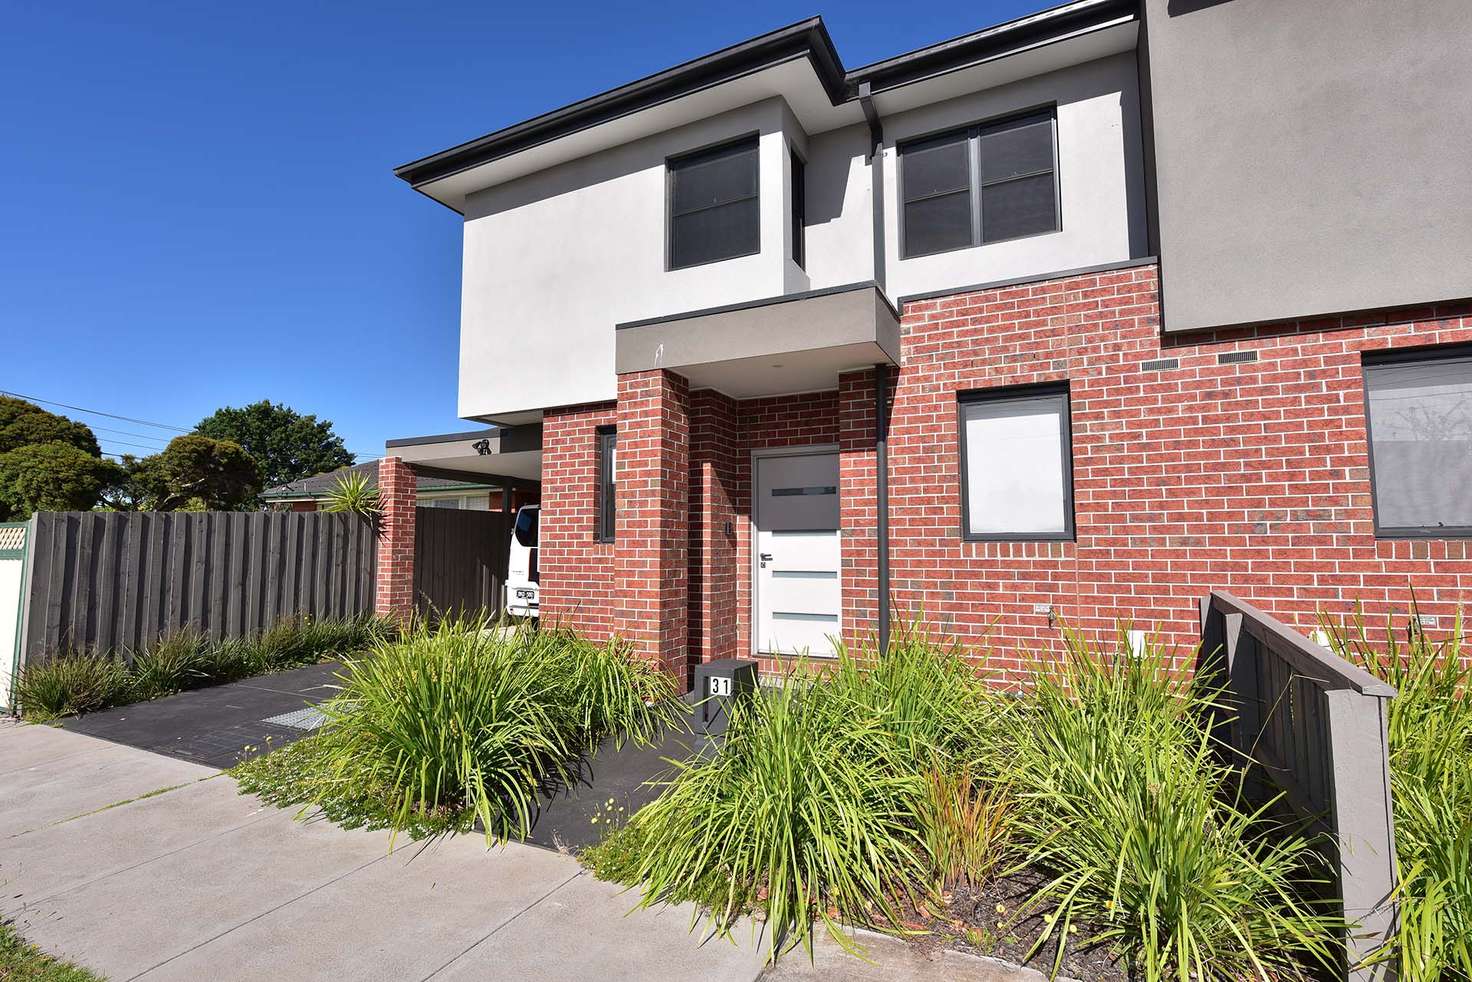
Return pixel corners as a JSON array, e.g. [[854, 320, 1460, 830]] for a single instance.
[[262, 707, 328, 731]]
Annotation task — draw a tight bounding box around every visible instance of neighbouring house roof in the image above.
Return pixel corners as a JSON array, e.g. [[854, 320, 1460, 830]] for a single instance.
[[393, 0, 1137, 212], [261, 462, 496, 501]]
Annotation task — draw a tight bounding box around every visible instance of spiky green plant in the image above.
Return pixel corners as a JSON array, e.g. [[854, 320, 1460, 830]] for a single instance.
[[1001, 627, 1342, 980], [236, 617, 681, 843], [128, 629, 208, 699], [1321, 605, 1472, 979], [322, 469, 379, 520], [616, 668, 929, 962], [14, 651, 131, 720]]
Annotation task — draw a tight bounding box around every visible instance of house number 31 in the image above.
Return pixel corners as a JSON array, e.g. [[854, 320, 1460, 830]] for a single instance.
[[708, 676, 732, 697]]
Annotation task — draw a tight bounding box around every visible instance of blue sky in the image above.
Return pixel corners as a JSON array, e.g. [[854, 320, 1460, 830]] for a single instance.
[[2, 0, 1039, 465]]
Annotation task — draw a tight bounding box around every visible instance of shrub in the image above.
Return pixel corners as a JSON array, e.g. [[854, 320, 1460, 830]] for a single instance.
[[917, 763, 1012, 893], [14, 652, 131, 721], [12, 614, 394, 720], [615, 673, 928, 961], [128, 629, 208, 699], [1322, 606, 1472, 979], [236, 617, 681, 843], [1001, 628, 1342, 980]]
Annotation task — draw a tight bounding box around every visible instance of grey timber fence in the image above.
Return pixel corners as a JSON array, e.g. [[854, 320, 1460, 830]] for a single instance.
[[20, 511, 377, 665], [412, 506, 510, 621], [1199, 590, 1398, 981]]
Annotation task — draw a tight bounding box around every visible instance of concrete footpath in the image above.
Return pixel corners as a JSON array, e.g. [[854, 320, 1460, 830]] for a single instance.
[[1, 720, 1043, 982]]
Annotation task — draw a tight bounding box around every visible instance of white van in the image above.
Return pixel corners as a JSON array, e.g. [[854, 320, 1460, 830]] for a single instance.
[[505, 504, 539, 618]]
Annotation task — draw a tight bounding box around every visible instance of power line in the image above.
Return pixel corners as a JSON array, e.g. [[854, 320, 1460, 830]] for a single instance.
[[98, 437, 167, 452], [0, 390, 189, 433], [90, 424, 170, 445]]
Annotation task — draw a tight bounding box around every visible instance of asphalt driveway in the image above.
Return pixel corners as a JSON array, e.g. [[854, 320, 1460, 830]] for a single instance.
[[1, 720, 1045, 982]]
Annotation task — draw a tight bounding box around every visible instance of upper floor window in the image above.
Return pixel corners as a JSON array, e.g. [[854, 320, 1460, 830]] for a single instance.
[[790, 147, 806, 269], [900, 110, 1059, 259], [959, 383, 1074, 541], [1364, 347, 1472, 537], [667, 136, 759, 270], [595, 426, 617, 542]]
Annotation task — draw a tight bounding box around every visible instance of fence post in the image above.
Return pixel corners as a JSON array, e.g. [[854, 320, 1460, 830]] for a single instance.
[[1323, 688, 1398, 980]]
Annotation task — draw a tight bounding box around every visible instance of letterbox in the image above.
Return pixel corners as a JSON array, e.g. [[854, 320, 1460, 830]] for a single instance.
[[692, 658, 759, 735]]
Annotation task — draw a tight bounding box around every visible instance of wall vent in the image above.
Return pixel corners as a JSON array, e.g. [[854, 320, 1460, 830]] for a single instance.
[[1218, 350, 1259, 364], [1141, 358, 1179, 372]]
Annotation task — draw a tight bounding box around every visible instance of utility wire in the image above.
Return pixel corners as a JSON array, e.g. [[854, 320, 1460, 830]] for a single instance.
[[0, 390, 190, 432]]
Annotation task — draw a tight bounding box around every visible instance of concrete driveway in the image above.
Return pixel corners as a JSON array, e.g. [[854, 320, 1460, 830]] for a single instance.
[[1, 720, 1041, 982]]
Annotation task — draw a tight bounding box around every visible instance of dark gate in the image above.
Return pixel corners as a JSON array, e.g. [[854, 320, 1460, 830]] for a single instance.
[[412, 507, 510, 620]]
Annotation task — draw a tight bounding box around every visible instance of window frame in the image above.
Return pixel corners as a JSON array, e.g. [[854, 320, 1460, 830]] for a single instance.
[[956, 381, 1075, 543], [898, 107, 1061, 260], [665, 133, 761, 272], [1362, 343, 1472, 540], [594, 425, 617, 543], [789, 145, 806, 270]]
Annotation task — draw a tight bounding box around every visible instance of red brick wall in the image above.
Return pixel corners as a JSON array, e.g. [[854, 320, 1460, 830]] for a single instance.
[[884, 262, 1472, 675], [614, 370, 690, 672], [374, 456, 417, 622], [540, 402, 619, 640]]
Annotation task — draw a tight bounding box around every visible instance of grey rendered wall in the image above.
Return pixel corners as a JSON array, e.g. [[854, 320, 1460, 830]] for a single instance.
[[1143, 0, 1472, 333]]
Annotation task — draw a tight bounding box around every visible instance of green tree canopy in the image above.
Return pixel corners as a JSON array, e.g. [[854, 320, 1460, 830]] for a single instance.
[[194, 400, 353, 489], [0, 395, 101, 456], [122, 435, 263, 511], [0, 442, 119, 519]]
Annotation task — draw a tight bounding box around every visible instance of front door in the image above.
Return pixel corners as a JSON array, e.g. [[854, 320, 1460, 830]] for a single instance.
[[754, 451, 841, 657]]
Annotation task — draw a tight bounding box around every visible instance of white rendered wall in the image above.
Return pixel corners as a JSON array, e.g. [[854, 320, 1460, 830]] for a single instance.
[[879, 52, 1147, 300], [459, 100, 797, 421], [455, 55, 1146, 420]]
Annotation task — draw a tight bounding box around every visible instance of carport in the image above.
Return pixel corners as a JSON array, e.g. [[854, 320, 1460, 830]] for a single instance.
[[376, 424, 542, 621]]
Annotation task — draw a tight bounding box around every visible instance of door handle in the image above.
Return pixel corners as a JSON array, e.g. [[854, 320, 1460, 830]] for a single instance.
[[760, 553, 773, 562]]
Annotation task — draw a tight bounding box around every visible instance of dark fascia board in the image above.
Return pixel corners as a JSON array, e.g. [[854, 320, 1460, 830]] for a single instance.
[[615, 280, 898, 331], [393, 0, 1136, 193], [385, 427, 498, 448], [844, 0, 1137, 94], [393, 18, 845, 190]]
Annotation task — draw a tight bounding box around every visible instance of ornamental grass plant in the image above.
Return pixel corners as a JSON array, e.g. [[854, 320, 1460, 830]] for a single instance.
[[235, 617, 683, 844], [1322, 605, 1472, 979], [1002, 628, 1342, 980], [12, 613, 392, 720], [588, 625, 1344, 978]]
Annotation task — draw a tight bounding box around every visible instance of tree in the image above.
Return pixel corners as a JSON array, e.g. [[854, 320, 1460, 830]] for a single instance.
[[194, 401, 353, 489], [0, 395, 101, 456], [0, 442, 118, 519], [109, 435, 262, 511]]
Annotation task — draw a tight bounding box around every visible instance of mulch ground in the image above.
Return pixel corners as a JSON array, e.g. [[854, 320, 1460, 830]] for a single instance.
[[897, 869, 1129, 981]]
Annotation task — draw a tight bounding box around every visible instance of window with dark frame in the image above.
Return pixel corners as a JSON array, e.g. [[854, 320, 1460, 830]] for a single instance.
[[958, 384, 1074, 540], [900, 110, 1059, 259], [595, 426, 617, 542], [667, 136, 760, 270], [790, 147, 806, 269], [1363, 347, 1472, 537]]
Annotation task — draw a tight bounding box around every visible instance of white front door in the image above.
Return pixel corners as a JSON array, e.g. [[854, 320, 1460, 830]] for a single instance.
[[755, 451, 841, 657]]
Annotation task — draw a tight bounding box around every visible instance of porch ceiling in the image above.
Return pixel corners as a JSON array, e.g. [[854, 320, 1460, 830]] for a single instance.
[[614, 282, 899, 400], [383, 425, 542, 483]]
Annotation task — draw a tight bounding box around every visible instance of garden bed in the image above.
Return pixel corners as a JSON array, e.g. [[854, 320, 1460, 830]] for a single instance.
[[12, 614, 393, 722]]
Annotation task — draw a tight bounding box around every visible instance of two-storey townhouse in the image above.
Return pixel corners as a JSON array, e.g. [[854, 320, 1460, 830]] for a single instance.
[[378, 0, 1472, 681]]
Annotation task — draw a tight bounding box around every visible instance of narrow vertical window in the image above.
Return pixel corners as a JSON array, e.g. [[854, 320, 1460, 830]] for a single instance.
[[595, 426, 617, 542], [790, 147, 806, 269], [667, 136, 760, 270], [1363, 347, 1472, 536]]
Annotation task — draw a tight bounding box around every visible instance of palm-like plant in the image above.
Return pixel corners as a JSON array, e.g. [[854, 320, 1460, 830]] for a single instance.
[[322, 469, 379, 520]]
